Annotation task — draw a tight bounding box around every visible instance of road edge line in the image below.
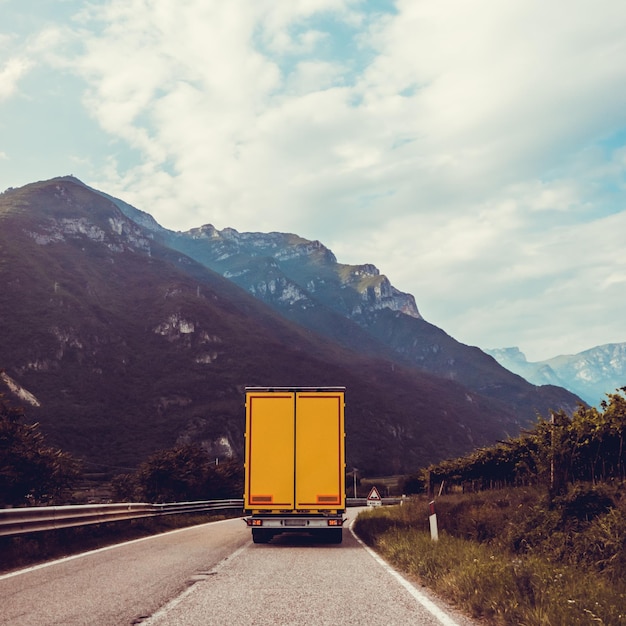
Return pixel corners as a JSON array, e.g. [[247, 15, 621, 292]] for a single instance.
[[349, 519, 461, 626], [0, 516, 244, 581]]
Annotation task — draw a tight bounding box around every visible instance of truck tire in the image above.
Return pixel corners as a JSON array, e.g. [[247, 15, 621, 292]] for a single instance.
[[252, 528, 272, 544], [328, 528, 343, 544]]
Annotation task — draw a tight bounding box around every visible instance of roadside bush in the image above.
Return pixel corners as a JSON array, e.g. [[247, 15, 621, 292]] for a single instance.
[[555, 482, 615, 523], [571, 507, 626, 580], [114, 445, 243, 503], [0, 393, 80, 506], [353, 500, 426, 545]]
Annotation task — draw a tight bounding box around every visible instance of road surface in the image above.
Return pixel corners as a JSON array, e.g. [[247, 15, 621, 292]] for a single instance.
[[0, 509, 477, 625]]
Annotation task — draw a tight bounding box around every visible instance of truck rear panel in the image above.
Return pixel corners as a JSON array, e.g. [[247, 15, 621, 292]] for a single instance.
[[244, 387, 346, 543]]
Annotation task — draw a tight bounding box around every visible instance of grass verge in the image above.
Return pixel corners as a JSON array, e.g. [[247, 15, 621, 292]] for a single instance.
[[353, 487, 626, 625]]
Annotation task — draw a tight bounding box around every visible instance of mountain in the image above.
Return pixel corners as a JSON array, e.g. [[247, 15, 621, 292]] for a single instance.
[[486, 345, 626, 406], [0, 177, 583, 475], [147, 220, 581, 424]]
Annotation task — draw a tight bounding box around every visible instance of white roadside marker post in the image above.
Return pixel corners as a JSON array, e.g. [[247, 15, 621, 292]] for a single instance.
[[429, 500, 439, 542]]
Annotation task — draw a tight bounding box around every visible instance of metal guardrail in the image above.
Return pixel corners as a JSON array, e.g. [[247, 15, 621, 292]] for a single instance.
[[0, 497, 403, 538], [0, 499, 244, 537]]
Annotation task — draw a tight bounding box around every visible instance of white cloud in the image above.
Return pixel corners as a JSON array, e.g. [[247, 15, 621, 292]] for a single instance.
[[2, 0, 626, 360], [0, 57, 32, 101], [0, 18, 73, 102], [397, 4, 623, 181]]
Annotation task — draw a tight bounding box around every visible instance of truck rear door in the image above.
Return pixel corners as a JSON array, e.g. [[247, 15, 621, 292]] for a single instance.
[[245, 390, 295, 509], [295, 390, 345, 509]]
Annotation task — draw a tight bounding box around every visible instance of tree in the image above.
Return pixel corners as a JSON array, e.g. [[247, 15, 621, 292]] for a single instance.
[[133, 444, 243, 503], [0, 393, 80, 506], [110, 472, 139, 502], [423, 389, 626, 495], [599, 387, 626, 481], [401, 468, 428, 495]]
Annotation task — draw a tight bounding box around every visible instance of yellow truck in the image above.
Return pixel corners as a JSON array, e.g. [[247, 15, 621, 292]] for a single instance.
[[244, 387, 346, 544]]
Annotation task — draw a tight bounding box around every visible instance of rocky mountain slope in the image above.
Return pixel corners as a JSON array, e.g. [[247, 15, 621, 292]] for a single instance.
[[0, 177, 583, 474], [486, 345, 626, 406], [149, 216, 581, 424]]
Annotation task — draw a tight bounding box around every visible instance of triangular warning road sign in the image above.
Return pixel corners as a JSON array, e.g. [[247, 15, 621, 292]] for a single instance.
[[367, 486, 382, 501]]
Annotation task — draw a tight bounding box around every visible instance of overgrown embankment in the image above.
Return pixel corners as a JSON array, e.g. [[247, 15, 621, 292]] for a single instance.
[[354, 485, 626, 625]]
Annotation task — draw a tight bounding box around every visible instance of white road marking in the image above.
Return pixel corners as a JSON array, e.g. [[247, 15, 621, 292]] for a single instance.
[[0, 516, 242, 581], [349, 520, 461, 626]]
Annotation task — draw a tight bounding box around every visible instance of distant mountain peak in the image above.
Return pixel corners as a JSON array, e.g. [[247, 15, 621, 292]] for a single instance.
[[11, 179, 154, 257], [186, 224, 338, 263], [487, 343, 626, 405], [486, 347, 528, 364], [169, 223, 420, 322]]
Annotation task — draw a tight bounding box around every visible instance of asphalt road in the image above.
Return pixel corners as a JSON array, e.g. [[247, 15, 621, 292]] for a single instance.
[[0, 509, 478, 626]]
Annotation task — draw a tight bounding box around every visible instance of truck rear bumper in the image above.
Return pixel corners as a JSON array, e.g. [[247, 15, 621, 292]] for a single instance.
[[245, 515, 346, 529]]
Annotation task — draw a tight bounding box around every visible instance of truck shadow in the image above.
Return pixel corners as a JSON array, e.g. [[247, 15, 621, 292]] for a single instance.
[[258, 531, 351, 547]]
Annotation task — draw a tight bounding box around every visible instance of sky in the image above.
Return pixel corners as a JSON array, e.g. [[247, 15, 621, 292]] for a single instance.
[[1, 0, 625, 362]]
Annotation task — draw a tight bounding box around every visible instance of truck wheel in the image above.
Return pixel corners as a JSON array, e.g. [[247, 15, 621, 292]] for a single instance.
[[328, 528, 343, 544], [252, 528, 272, 544]]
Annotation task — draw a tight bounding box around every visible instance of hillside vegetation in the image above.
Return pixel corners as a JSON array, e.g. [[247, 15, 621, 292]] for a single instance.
[[422, 387, 626, 493], [355, 389, 626, 625]]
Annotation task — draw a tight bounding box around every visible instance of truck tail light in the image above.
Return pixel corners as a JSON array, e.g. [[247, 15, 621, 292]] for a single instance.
[[246, 519, 263, 526], [327, 519, 343, 526]]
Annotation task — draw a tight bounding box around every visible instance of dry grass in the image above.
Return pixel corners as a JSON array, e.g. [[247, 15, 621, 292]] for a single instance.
[[354, 485, 626, 625]]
